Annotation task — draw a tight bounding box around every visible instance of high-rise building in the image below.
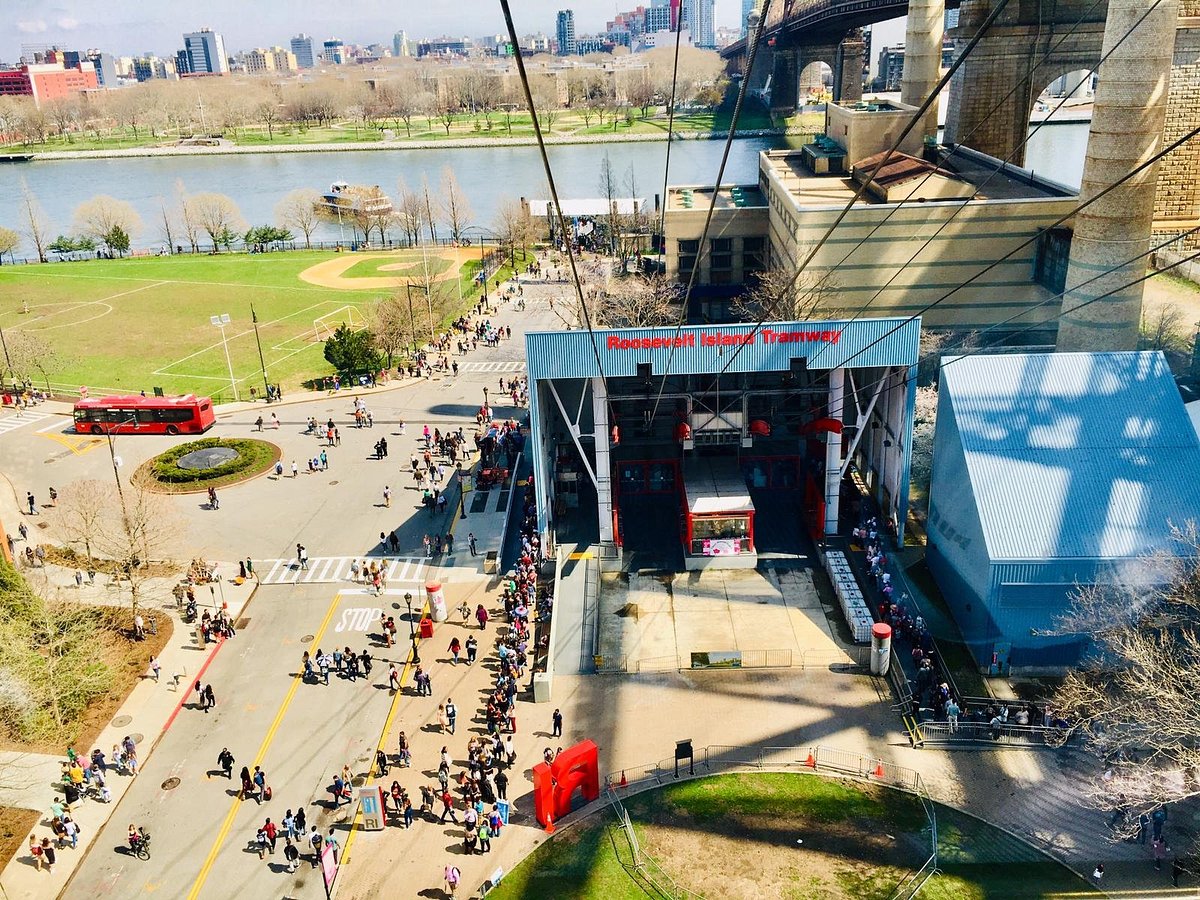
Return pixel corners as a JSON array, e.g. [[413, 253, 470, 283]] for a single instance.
[[290, 33, 317, 68], [741, 0, 758, 37], [84, 51, 117, 87], [393, 31, 410, 57], [556, 10, 576, 56], [268, 47, 297, 71], [644, 4, 672, 33], [322, 38, 346, 64], [182, 28, 228, 74], [175, 49, 191, 76], [683, 0, 715, 48]]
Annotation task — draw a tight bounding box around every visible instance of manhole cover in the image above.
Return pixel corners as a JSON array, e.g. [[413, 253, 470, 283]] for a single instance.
[[111, 715, 132, 728], [329, 480, 339, 486], [301, 634, 315, 643], [177, 446, 239, 470], [36, 521, 49, 529], [131, 733, 145, 744], [236, 618, 250, 630], [161, 777, 180, 791]]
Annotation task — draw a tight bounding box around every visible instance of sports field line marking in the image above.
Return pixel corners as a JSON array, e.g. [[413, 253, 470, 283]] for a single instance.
[[151, 299, 352, 377], [0, 268, 383, 295], [185, 590, 343, 900]]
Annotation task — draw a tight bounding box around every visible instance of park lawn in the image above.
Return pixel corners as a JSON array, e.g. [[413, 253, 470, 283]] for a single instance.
[[340, 255, 454, 279], [0, 247, 517, 398], [487, 773, 1097, 900]]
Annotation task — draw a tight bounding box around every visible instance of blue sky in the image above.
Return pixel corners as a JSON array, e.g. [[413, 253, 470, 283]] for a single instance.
[[1, 0, 747, 62]]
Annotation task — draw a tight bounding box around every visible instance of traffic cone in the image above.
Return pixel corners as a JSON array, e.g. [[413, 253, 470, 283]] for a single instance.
[[804, 753, 816, 769], [544, 811, 556, 834], [873, 761, 885, 779], [619, 771, 628, 789]]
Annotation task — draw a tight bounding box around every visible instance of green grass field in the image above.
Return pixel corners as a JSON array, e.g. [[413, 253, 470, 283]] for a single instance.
[[0, 248, 517, 400], [488, 773, 1097, 900]]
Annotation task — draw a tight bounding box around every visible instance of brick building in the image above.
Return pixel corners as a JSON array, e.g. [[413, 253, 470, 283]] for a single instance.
[[0, 62, 99, 105]]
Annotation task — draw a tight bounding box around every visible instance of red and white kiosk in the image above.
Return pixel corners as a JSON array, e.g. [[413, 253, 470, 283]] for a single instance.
[[681, 457, 757, 570]]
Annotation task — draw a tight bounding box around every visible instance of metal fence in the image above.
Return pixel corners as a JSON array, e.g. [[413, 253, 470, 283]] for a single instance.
[[595, 646, 872, 675], [915, 719, 1069, 748], [602, 743, 939, 899]]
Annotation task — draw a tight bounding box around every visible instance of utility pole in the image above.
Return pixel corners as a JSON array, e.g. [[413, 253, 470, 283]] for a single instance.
[[250, 303, 270, 400], [405, 283, 418, 352]]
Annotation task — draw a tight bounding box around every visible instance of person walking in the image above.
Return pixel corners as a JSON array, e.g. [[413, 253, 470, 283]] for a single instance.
[[284, 837, 299, 872], [494, 769, 508, 801], [252, 766, 267, 803], [290, 460, 298, 478], [27, 492, 36, 516], [218, 747, 235, 779], [440, 789, 459, 824], [476, 604, 489, 630], [308, 827, 323, 867], [444, 864, 462, 899], [468, 532, 477, 556], [465, 635, 478, 665], [448, 637, 461, 665], [325, 829, 340, 863], [552, 708, 563, 738], [271, 413, 280, 430], [264, 818, 278, 854], [446, 699, 457, 735], [383, 485, 392, 508]]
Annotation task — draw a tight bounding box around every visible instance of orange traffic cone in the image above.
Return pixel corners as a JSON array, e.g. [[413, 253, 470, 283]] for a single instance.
[[544, 811, 556, 834], [804, 753, 817, 769], [873, 761, 885, 779], [619, 771, 628, 789]]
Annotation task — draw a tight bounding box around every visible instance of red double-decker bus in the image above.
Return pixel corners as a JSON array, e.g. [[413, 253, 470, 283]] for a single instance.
[[73, 394, 216, 436]]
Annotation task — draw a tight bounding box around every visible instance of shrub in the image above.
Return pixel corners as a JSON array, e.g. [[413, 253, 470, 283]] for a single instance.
[[150, 437, 275, 484]]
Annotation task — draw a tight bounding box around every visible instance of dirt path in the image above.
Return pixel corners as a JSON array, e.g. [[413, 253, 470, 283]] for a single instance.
[[298, 247, 480, 291]]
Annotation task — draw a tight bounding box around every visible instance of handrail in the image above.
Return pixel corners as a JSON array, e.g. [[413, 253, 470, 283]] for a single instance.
[[603, 743, 938, 897]]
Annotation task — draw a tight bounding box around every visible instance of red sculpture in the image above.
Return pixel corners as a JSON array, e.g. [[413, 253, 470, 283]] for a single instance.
[[531, 739, 600, 827]]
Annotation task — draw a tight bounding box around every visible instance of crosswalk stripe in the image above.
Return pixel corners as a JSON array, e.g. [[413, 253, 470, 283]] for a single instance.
[[462, 361, 526, 373], [0, 411, 53, 435], [254, 556, 428, 585]]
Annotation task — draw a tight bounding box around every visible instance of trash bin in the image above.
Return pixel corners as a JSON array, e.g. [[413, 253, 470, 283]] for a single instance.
[[532, 671, 552, 703], [419, 617, 434, 639], [483, 550, 499, 574]]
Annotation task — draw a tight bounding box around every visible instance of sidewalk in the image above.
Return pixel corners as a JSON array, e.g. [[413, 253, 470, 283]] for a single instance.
[[0, 564, 257, 899]]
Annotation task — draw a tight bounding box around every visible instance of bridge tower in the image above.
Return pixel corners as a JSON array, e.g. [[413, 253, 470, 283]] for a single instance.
[[901, 0, 946, 140], [1056, 0, 1180, 350]]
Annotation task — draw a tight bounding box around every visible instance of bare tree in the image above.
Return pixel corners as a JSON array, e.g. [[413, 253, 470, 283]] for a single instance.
[[370, 289, 420, 365], [3, 329, 64, 392], [157, 198, 176, 253], [440, 167, 472, 244], [94, 479, 181, 628], [49, 479, 111, 565], [731, 265, 845, 322], [188, 192, 246, 251], [395, 178, 426, 245], [275, 188, 322, 249], [598, 152, 619, 257], [176, 180, 201, 253], [19, 179, 50, 263], [44, 97, 80, 142], [422, 177, 438, 244], [0, 226, 18, 264], [493, 197, 541, 263], [72, 195, 143, 255], [1047, 524, 1200, 844], [1140, 303, 1192, 355]]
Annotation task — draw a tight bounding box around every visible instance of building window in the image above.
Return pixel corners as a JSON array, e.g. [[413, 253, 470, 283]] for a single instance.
[[679, 255, 697, 278], [743, 237, 765, 272], [678, 239, 699, 254], [710, 270, 732, 285], [710, 237, 732, 272], [1033, 227, 1071, 294]]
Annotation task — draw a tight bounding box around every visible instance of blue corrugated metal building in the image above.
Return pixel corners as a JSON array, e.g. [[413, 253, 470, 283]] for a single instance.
[[927, 351, 1200, 673]]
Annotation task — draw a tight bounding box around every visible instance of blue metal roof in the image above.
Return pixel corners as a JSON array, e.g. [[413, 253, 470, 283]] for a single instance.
[[940, 351, 1200, 562], [524, 317, 920, 380]]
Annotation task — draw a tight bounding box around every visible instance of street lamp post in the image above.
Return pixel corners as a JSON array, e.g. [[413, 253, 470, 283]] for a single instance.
[[104, 414, 140, 626], [210, 313, 239, 402], [482, 386, 489, 418], [404, 591, 420, 664], [457, 462, 467, 519]]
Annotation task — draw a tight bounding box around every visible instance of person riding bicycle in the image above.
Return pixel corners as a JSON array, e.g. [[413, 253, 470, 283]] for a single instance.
[[127, 824, 144, 849]]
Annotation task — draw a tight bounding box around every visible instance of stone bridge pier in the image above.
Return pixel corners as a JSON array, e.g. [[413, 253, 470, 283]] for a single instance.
[[767, 33, 866, 113]]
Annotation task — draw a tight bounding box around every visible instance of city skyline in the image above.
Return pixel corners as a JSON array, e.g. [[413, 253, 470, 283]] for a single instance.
[[2, 0, 748, 62]]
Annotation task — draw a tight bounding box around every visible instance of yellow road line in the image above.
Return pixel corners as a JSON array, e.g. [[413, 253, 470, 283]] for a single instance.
[[186, 591, 343, 900], [338, 601, 428, 867]]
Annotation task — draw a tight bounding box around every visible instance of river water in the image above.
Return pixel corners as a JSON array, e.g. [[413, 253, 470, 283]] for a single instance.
[[0, 124, 1088, 250]]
